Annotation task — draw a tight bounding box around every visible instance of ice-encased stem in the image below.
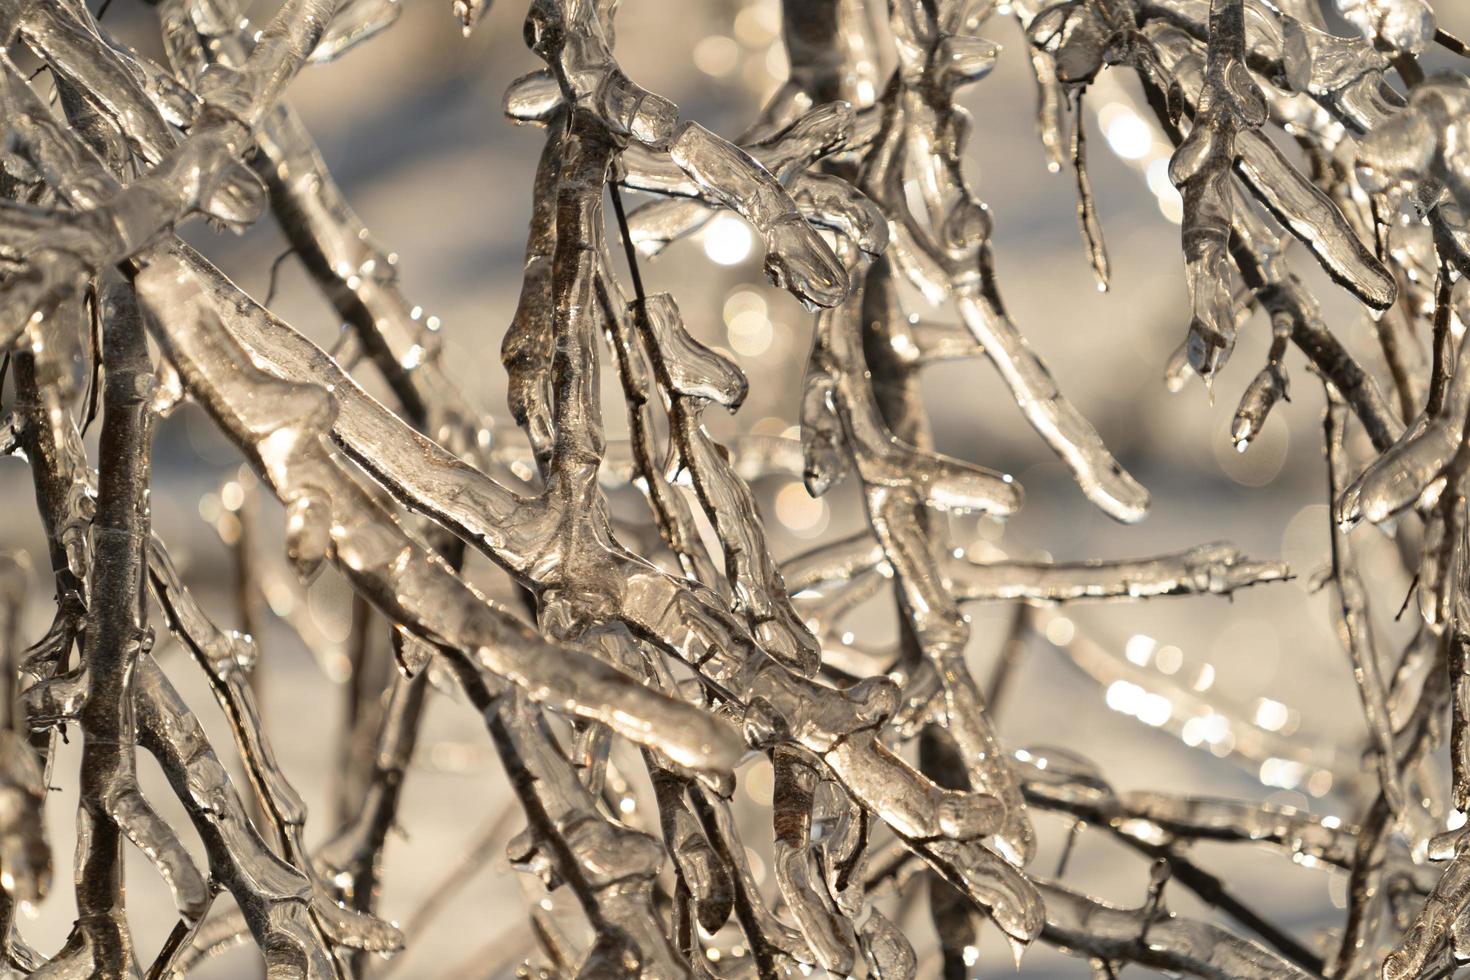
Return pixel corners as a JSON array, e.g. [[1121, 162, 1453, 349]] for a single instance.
[[133, 245, 741, 775], [35, 278, 176, 980]]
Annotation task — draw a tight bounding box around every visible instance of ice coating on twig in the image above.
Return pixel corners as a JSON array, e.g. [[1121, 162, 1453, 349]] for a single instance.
[[1038, 878, 1317, 978], [310, 0, 403, 62], [1231, 306, 1291, 450], [872, 0, 1151, 523], [29, 276, 201, 979], [1384, 833, 1470, 980], [1336, 0, 1436, 55], [946, 541, 1289, 601], [1167, 0, 1265, 378], [786, 532, 1288, 604], [1142, 19, 1397, 311], [134, 248, 742, 774], [524, 0, 677, 148], [0, 556, 49, 914], [772, 747, 858, 973], [1325, 392, 1407, 817], [1337, 316, 1470, 530], [147, 538, 404, 955], [807, 250, 1037, 874], [1357, 75, 1470, 214], [670, 122, 849, 309], [631, 293, 817, 673]]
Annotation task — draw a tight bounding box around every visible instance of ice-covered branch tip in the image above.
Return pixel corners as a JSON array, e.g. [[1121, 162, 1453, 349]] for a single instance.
[[786, 534, 1289, 603], [1168, 0, 1267, 379]]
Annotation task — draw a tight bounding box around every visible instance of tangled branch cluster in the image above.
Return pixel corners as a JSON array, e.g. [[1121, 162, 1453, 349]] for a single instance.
[[0, 0, 1469, 975]]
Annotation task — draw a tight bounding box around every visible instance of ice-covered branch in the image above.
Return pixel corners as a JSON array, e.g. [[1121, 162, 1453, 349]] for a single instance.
[[135, 246, 740, 773]]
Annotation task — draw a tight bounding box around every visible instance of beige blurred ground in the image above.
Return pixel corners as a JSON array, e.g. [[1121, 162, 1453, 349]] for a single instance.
[[3, 0, 1470, 976]]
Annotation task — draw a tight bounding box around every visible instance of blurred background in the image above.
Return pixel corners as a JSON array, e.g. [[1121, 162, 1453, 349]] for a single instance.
[[5, 0, 1470, 975]]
